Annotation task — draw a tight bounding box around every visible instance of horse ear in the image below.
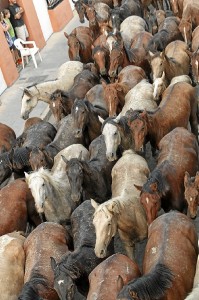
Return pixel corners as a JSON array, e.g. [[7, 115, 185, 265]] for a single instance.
[[161, 71, 165, 80], [184, 171, 191, 187], [50, 257, 57, 272], [24, 172, 29, 180], [61, 155, 68, 167], [134, 184, 142, 192], [140, 109, 148, 120], [72, 0, 76, 3], [149, 51, 155, 58], [98, 116, 105, 124], [91, 198, 99, 210], [91, 44, 94, 50], [101, 81, 107, 88], [185, 49, 193, 58], [117, 275, 124, 291], [116, 84, 123, 92], [24, 88, 33, 98], [150, 182, 158, 192], [64, 32, 69, 39], [78, 151, 83, 161], [108, 201, 119, 214]]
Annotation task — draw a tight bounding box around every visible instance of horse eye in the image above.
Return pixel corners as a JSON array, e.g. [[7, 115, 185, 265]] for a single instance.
[[114, 132, 117, 136], [42, 183, 45, 187]]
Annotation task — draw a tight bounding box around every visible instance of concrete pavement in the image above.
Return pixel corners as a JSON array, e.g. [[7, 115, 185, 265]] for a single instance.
[[0, 12, 84, 136]]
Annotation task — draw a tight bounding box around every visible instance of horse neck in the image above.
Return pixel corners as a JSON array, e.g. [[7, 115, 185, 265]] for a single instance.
[[87, 108, 102, 138], [118, 121, 133, 150], [34, 80, 64, 103], [145, 112, 161, 147], [45, 172, 67, 203]]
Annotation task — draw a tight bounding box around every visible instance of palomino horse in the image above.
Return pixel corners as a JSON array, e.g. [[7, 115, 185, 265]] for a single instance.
[[92, 149, 149, 259], [0, 232, 25, 300], [64, 26, 93, 63], [19, 222, 70, 300], [126, 82, 198, 151], [25, 167, 77, 223], [20, 61, 84, 120], [150, 40, 190, 82], [71, 99, 102, 145], [137, 128, 199, 225], [0, 123, 16, 154], [87, 253, 141, 300], [100, 116, 134, 161], [51, 200, 114, 299], [102, 65, 146, 117], [0, 179, 41, 236], [117, 211, 198, 300], [184, 171, 199, 219]]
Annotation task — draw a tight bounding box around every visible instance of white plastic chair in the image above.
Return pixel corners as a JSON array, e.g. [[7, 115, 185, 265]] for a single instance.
[[14, 38, 42, 69]]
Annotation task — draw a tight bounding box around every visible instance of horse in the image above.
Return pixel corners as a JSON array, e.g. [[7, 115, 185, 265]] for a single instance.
[[51, 200, 114, 299], [87, 253, 141, 300], [92, 45, 110, 76], [85, 84, 109, 119], [117, 211, 198, 300], [147, 16, 182, 53], [184, 171, 199, 219], [92, 149, 149, 259], [25, 167, 76, 224], [102, 65, 147, 117], [20, 61, 84, 120], [45, 114, 85, 160], [0, 150, 13, 187], [100, 116, 134, 161], [136, 128, 199, 225], [169, 0, 183, 17], [0, 123, 16, 154], [29, 147, 54, 171], [126, 82, 198, 151], [51, 143, 89, 174], [108, 42, 131, 78], [62, 144, 114, 203], [0, 231, 25, 300], [71, 99, 102, 145], [0, 179, 41, 236], [22, 117, 43, 132], [19, 222, 70, 300], [64, 26, 93, 63], [149, 40, 190, 82]]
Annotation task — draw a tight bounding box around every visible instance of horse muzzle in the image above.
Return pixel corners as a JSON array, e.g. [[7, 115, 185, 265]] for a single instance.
[[106, 152, 117, 161], [100, 69, 107, 76], [21, 111, 30, 120], [95, 247, 107, 258]]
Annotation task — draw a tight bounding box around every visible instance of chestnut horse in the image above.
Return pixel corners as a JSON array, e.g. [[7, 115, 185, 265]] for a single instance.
[[64, 26, 93, 63], [0, 123, 16, 154], [87, 253, 141, 300], [184, 171, 199, 219], [108, 42, 131, 78], [136, 128, 199, 225], [126, 82, 198, 151], [102, 65, 146, 117], [19, 222, 70, 300], [117, 211, 198, 300], [0, 179, 41, 236]]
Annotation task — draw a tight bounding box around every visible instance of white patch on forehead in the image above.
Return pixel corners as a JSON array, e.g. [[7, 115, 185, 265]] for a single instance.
[[151, 247, 157, 254], [146, 197, 149, 204], [53, 103, 55, 108], [75, 107, 79, 112], [195, 60, 198, 67], [190, 197, 192, 202], [58, 279, 65, 285], [183, 26, 187, 45]]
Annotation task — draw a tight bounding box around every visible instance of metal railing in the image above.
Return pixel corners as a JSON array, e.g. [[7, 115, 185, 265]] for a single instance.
[[46, 0, 64, 9]]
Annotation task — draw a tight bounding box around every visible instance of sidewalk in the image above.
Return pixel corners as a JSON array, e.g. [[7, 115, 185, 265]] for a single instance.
[[0, 12, 84, 136]]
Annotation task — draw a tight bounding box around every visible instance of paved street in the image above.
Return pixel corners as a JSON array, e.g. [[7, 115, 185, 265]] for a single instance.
[[0, 12, 84, 136]]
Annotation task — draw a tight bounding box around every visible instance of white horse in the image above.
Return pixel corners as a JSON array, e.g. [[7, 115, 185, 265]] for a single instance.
[[0, 231, 25, 300], [92, 149, 149, 260], [25, 167, 75, 223], [185, 241, 199, 300], [20, 61, 84, 120]]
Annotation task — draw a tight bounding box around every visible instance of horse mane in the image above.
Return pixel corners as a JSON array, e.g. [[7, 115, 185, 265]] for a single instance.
[[0, 151, 12, 168], [125, 109, 145, 122], [18, 272, 48, 300], [124, 263, 173, 300], [59, 254, 82, 280], [101, 116, 118, 131], [12, 147, 31, 169], [92, 45, 105, 56]]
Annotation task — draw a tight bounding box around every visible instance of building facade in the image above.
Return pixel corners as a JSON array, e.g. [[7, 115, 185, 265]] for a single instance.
[[0, 0, 73, 95]]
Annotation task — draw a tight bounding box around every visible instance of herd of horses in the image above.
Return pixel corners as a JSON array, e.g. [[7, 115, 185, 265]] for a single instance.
[[1, 0, 199, 299]]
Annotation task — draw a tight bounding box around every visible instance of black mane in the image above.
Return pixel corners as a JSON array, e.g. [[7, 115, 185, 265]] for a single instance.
[[18, 273, 48, 300]]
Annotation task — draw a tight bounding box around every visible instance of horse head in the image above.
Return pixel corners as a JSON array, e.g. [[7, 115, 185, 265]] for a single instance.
[[126, 109, 148, 152], [21, 87, 38, 120], [149, 51, 164, 81], [109, 43, 124, 78], [102, 81, 121, 117], [153, 71, 167, 101], [92, 199, 118, 258], [51, 256, 76, 300], [184, 171, 199, 219], [178, 17, 192, 47], [71, 99, 89, 138], [49, 89, 65, 123], [29, 147, 53, 171], [64, 33, 81, 61], [72, 0, 86, 23]]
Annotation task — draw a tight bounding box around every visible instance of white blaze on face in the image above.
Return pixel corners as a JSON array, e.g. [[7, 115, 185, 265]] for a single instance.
[[28, 176, 46, 213], [53, 102, 55, 108], [75, 107, 79, 112], [183, 26, 187, 45], [58, 280, 65, 285], [102, 123, 120, 160], [146, 197, 149, 204]]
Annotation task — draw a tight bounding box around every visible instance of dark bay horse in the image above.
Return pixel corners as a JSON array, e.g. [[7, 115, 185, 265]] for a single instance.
[[117, 211, 198, 300], [136, 127, 199, 225], [71, 99, 102, 145], [0, 179, 41, 236], [19, 222, 70, 300], [29, 147, 54, 171], [51, 200, 114, 299], [126, 82, 198, 151], [184, 171, 199, 219], [64, 26, 93, 63], [0, 123, 16, 154]]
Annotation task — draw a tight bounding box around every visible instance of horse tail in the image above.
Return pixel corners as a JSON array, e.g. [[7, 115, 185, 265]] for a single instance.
[[125, 263, 174, 299]]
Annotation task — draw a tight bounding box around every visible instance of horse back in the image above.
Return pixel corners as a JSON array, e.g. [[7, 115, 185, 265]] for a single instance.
[[143, 211, 198, 299]]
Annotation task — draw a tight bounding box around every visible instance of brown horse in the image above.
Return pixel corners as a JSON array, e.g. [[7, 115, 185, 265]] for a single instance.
[[102, 65, 146, 117], [136, 128, 199, 225], [117, 211, 198, 300], [92, 45, 110, 76], [22, 117, 43, 132], [64, 26, 93, 63], [0, 123, 16, 154], [184, 171, 199, 219], [0, 179, 41, 236], [29, 147, 54, 171], [108, 42, 131, 78], [19, 222, 71, 300], [87, 253, 141, 300], [127, 82, 198, 151]]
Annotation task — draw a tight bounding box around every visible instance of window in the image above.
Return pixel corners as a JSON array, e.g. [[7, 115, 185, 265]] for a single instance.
[[46, 0, 64, 9]]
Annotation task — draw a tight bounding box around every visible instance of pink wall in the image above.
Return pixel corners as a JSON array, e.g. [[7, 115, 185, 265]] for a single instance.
[[48, 0, 73, 32]]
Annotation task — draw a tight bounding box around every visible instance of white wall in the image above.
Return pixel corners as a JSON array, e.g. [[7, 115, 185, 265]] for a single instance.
[[69, 0, 75, 11], [0, 69, 7, 95], [32, 0, 53, 41]]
